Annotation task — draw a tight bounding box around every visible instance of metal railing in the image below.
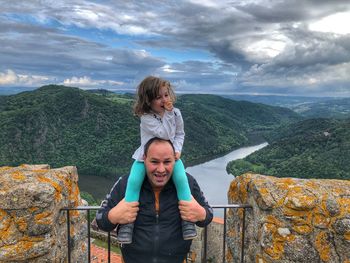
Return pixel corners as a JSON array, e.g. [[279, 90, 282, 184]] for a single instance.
[[61, 204, 252, 263]]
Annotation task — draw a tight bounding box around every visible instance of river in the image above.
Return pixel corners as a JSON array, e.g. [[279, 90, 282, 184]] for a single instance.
[[186, 142, 268, 217]]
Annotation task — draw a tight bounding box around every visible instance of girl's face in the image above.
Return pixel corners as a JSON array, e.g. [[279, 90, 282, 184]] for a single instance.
[[150, 85, 170, 115]]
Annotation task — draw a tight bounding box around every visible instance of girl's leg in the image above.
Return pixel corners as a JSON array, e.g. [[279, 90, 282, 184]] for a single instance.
[[173, 159, 197, 240], [125, 160, 146, 202], [172, 159, 191, 201], [118, 160, 145, 244]]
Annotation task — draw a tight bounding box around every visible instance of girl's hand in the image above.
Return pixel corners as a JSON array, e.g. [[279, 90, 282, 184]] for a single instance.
[[164, 101, 173, 111], [175, 152, 181, 160]]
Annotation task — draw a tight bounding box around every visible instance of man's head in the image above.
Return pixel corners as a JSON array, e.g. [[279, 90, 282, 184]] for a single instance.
[[143, 138, 176, 189]]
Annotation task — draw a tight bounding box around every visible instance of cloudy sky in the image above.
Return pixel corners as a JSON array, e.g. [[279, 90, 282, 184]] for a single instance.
[[1, 0, 350, 97]]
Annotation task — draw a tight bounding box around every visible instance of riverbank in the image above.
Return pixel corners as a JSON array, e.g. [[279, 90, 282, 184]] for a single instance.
[[187, 142, 268, 217]]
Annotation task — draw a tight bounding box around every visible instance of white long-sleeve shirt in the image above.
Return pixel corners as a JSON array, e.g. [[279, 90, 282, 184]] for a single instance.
[[132, 107, 185, 161]]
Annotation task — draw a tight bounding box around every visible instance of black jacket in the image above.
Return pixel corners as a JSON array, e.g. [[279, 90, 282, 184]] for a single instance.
[[96, 173, 213, 263]]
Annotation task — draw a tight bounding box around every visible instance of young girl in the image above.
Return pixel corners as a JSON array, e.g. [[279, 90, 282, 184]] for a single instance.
[[117, 76, 196, 244]]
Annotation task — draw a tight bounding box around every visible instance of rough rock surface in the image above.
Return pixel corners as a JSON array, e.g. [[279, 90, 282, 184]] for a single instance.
[[0, 164, 87, 262], [226, 173, 350, 263]]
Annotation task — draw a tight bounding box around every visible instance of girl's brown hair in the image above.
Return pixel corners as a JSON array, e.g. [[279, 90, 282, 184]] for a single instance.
[[133, 76, 176, 116]]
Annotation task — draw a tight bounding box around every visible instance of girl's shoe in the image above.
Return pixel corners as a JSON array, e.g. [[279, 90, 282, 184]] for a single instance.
[[117, 223, 134, 244], [182, 220, 197, 240]]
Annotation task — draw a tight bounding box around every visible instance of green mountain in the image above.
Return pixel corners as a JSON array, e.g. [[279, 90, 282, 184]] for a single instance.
[[0, 85, 301, 179], [292, 98, 350, 119], [226, 118, 350, 179], [0, 85, 139, 177], [224, 94, 350, 119], [177, 94, 301, 164]]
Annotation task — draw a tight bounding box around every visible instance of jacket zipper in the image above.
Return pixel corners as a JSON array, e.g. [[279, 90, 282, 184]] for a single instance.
[[152, 192, 160, 263]]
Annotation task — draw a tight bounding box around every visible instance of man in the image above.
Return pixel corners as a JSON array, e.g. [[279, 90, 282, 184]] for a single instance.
[[96, 137, 213, 263]]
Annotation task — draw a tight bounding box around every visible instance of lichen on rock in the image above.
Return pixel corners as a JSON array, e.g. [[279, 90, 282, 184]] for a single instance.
[[0, 164, 87, 262], [226, 173, 350, 263]]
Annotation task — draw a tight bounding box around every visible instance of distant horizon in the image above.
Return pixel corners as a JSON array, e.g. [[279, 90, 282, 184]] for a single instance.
[[0, 84, 349, 99]]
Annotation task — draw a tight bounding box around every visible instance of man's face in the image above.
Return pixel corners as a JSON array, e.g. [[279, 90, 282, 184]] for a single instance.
[[144, 141, 175, 189]]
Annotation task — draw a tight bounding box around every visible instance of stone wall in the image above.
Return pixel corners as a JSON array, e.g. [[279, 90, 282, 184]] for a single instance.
[[226, 173, 350, 263], [190, 218, 225, 263], [0, 164, 87, 262]]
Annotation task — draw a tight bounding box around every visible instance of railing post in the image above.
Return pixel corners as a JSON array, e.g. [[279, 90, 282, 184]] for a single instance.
[[203, 225, 208, 263], [66, 210, 71, 263], [222, 207, 227, 263], [108, 231, 111, 263], [240, 208, 246, 263], [87, 209, 91, 262]]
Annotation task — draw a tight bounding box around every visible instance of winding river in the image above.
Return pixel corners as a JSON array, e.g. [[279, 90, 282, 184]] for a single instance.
[[186, 142, 268, 217]]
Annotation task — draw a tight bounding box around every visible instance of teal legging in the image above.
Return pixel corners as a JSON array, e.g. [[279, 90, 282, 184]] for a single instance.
[[125, 159, 191, 202]]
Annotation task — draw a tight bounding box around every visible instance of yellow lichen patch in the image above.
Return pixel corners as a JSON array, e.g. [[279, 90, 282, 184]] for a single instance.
[[70, 185, 81, 207], [0, 166, 12, 172], [5, 236, 45, 257], [278, 177, 296, 186], [55, 172, 71, 192], [262, 216, 296, 260], [0, 208, 8, 220], [11, 171, 26, 181], [255, 254, 266, 263], [293, 224, 312, 235], [227, 228, 236, 238], [344, 232, 350, 241], [343, 259, 350, 263], [337, 198, 350, 216], [0, 210, 15, 240], [239, 181, 248, 203], [285, 188, 317, 211], [32, 169, 49, 173], [69, 224, 75, 237], [264, 243, 283, 260], [304, 180, 320, 190], [290, 216, 313, 235], [318, 197, 332, 218], [315, 231, 331, 262], [283, 207, 309, 217], [228, 180, 239, 201], [28, 207, 39, 213], [37, 175, 62, 201], [14, 217, 28, 232], [226, 248, 233, 262], [238, 208, 244, 220], [265, 215, 283, 227], [313, 213, 330, 228], [34, 211, 52, 225], [258, 187, 269, 196], [21, 236, 44, 242], [257, 187, 273, 207]]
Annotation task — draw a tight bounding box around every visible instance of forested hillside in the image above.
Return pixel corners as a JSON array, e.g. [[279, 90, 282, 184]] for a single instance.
[[0, 85, 300, 178], [226, 118, 350, 179], [292, 97, 350, 119], [224, 94, 350, 119]]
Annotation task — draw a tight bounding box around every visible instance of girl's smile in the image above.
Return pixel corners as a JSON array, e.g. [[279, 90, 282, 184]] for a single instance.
[[150, 85, 171, 116]]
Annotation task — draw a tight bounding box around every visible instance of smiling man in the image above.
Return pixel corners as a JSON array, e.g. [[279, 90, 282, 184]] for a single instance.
[[96, 137, 213, 263]]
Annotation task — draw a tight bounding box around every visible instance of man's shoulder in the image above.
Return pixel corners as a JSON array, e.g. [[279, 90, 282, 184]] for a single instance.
[[185, 172, 197, 186]]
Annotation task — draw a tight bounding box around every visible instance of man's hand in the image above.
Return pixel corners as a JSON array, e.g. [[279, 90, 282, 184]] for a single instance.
[[178, 196, 206, 222], [164, 101, 173, 111], [108, 198, 139, 225]]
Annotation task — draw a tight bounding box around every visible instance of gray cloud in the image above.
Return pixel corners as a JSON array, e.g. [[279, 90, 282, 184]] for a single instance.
[[0, 0, 350, 96]]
